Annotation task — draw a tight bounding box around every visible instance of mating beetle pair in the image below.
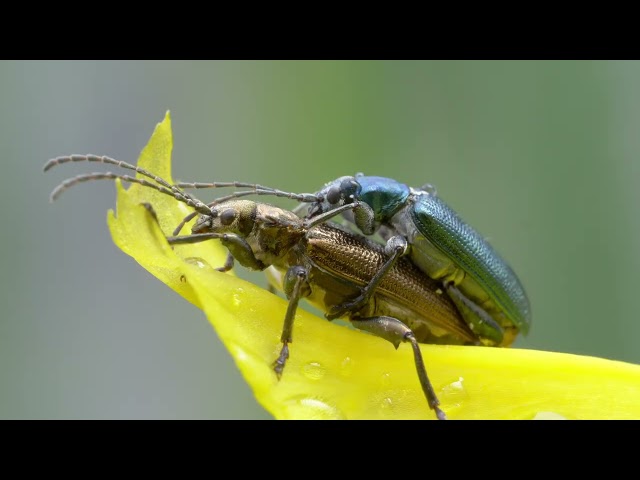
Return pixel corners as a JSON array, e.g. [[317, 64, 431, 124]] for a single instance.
[[177, 173, 531, 347], [45, 154, 531, 420]]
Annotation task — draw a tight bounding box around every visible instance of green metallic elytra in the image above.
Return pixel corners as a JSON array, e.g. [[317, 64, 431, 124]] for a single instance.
[[408, 193, 530, 336]]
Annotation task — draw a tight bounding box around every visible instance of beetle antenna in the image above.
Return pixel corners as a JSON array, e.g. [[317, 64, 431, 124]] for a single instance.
[[48, 172, 213, 217], [44, 154, 203, 205], [176, 181, 321, 204], [45, 155, 324, 235]]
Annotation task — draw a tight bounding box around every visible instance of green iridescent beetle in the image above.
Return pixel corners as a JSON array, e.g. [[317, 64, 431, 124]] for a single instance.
[[302, 175, 531, 346]]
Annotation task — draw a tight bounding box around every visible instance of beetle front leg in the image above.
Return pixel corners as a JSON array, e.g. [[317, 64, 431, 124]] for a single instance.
[[167, 232, 267, 271], [141, 204, 248, 274], [326, 235, 408, 320], [350, 315, 446, 420], [218, 234, 268, 271], [304, 201, 376, 235], [273, 265, 311, 379]]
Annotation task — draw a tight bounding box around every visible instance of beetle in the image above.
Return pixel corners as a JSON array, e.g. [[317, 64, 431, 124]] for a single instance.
[[176, 174, 531, 347], [305, 175, 531, 346]]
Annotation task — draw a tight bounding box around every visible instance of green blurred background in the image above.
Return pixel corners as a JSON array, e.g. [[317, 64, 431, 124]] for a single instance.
[[2, 60, 639, 419]]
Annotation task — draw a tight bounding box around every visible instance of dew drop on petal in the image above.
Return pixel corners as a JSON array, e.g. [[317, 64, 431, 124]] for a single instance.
[[379, 397, 395, 417], [232, 287, 245, 308], [184, 256, 213, 270], [441, 376, 466, 395], [339, 356, 353, 377], [230, 344, 250, 363], [440, 377, 468, 408], [282, 397, 345, 420], [533, 411, 567, 420], [302, 362, 325, 381]]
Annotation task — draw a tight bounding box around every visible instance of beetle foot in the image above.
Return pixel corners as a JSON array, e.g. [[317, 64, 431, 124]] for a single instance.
[[272, 343, 289, 380], [434, 406, 447, 420], [326, 294, 368, 320]]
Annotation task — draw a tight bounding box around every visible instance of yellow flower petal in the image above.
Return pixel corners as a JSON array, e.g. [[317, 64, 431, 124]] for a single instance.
[[107, 112, 640, 419]]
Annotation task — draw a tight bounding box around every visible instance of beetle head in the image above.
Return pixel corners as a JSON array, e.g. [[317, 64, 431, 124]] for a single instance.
[[308, 176, 362, 217], [192, 199, 258, 239]]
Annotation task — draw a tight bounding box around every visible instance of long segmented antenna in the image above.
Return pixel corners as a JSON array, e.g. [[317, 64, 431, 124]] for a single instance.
[[45, 154, 325, 235], [47, 172, 213, 217], [44, 155, 202, 206], [177, 181, 321, 203], [173, 211, 202, 236]]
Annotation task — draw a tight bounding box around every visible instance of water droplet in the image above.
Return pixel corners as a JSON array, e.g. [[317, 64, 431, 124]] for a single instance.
[[380, 397, 394, 413], [302, 362, 325, 381], [232, 287, 245, 307], [282, 396, 345, 420], [533, 411, 567, 420], [230, 344, 250, 363], [339, 357, 353, 377], [440, 377, 468, 404], [380, 372, 392, 387], [184, 256, 213, 270]]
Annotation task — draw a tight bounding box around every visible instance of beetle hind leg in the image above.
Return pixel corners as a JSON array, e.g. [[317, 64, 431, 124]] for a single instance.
[[445, 284, 504, 346], [350, 315, 446, 420]]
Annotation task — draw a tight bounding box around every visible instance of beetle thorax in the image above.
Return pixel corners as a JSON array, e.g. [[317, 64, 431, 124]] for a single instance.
[[249, 203, 306, 267]]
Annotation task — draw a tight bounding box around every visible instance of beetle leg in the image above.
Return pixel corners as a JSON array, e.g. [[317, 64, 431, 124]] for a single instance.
[[139, 202, 159, 223], [273, 265, 311, 379], [167, 231, 267, 271], [219, 234, 268, 271], [446, 284, 504, 345], [304, 201, 364, 228], [351, 201, 376, 235], [326, 235, 408, 320], [350, 315, 446, 420], [138, 204, 235, 272], [166, 232, 222, 245], [215, 253, 235, 273]]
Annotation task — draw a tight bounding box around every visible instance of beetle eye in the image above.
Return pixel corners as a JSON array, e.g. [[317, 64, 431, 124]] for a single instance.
[[220, 208, 236, 225], [340, 178, 360, 200], [326, 186, 342, 205]]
